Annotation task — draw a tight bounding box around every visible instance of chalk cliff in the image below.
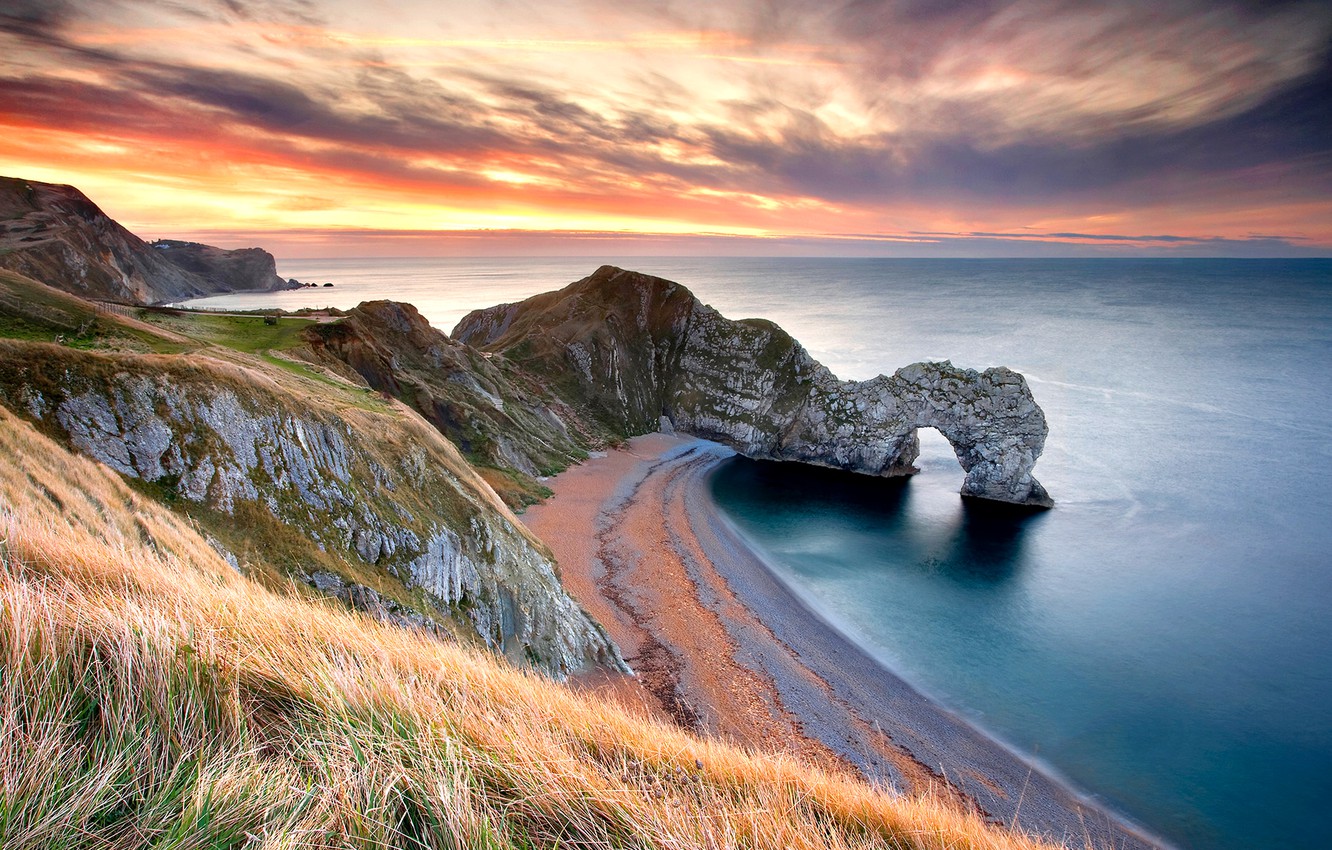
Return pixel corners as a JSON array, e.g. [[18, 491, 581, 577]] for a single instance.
[[456, 265, 1051, 507], [0, 177, 298, 304]]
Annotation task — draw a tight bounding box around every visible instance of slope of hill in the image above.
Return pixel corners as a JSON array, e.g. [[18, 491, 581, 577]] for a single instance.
[[299, 300, 598, 507], [0, 403, 1054, 850], [0, 269, 621, 676], [456, 265, 1051, 507]]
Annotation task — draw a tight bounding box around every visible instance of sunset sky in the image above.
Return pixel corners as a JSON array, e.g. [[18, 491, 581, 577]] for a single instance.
[[2, 0, 1329, 257]]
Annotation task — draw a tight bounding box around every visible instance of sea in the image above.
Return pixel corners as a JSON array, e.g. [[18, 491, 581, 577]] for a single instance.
[[183, 257, 1332, 850]]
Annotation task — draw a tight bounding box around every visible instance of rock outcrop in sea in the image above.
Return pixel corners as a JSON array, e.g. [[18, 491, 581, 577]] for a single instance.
[[0, 176, 300, 304], [454, 266, 1051, 507]]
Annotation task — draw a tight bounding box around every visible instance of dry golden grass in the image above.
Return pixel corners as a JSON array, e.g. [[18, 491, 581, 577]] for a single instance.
[[0, 405, 1058, 850]]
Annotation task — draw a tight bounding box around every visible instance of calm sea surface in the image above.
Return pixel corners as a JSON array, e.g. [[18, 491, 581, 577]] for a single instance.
[[185, 258, 1332, 850]]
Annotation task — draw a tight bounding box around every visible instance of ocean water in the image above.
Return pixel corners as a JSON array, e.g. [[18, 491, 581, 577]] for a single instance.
[[185, 257, 1332, 850]]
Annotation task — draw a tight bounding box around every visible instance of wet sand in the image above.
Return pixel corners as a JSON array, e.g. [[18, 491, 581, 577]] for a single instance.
[[524, 432, 1163, 850]]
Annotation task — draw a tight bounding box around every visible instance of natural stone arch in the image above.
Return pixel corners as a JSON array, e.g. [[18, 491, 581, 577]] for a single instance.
[[456, 266, 1053, 508], [889, 362, 1052, 507], [666, 321, 1053, 507]]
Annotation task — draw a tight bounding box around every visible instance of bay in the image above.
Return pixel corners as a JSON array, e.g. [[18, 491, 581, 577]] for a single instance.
[[185, 257, 1332, 850]]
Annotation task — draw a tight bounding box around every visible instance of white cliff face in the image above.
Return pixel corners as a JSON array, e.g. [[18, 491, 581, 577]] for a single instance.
[[0, 344, 626, 676]]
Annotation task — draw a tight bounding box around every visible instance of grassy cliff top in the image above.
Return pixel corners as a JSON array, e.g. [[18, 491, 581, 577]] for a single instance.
[[0, 268, 377, 402]]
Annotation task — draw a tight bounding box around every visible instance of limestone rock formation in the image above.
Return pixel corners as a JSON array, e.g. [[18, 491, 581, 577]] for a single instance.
[[0, 176, 299, 304], [0, 340, 626, 676], [457, 266, 1051, 507]]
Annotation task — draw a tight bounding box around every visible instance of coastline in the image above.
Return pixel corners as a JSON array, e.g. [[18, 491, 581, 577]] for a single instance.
[[523, 432, 1165, 850]]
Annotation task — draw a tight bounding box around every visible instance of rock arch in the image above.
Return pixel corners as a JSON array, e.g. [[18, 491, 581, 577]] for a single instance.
[[455, 266, 1053, 508], [708, 359, 1053, 509], [666, 312, 1053, 507], [889, 362, 1051, 507]]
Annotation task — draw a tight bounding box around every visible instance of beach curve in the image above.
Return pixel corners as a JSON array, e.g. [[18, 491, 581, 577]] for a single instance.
[[522, 432, 1164, 850]]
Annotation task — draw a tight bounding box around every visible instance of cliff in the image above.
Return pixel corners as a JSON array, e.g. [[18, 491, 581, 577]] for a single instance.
[[149, 238, 291, 293], [0, 177, 298, 304], [298, 300, 596, 506], [456, 265, 1051, 507], [0, 270, 623, 676], [0, 402, 1057, 850]]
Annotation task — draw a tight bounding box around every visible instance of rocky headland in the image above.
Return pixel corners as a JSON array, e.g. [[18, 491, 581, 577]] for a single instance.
[[0, 176, 300, 303], [148, 238, 294, 294], [0, 178, 1108, 844], [296, 266, 1052, 510], [454, 265, 1051, 507]]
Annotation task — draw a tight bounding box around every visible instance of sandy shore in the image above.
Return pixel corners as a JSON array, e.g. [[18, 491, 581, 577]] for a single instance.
[[523, 432, 1163, 850]]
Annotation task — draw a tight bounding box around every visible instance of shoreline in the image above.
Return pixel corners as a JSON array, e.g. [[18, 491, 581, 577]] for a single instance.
[[523, 432, 1164, 850]]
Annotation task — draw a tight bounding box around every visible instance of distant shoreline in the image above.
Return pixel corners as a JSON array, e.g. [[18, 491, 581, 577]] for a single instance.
[[524, 432, 1165, 850]]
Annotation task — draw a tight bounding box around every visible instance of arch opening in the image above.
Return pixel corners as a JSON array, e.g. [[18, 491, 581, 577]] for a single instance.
[[912, 425, 966, 483]]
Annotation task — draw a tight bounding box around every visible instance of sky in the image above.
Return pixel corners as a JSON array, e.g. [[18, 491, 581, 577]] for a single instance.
[[1, 0, 1330, 258]]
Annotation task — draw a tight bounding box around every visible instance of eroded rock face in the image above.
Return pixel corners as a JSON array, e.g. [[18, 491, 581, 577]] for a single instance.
[[764, 361, 1051, 506], [457, 266, 1051, 507], [0, 342, 626, 676]]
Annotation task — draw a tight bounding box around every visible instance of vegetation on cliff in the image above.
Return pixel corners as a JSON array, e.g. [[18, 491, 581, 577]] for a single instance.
[[455, 266, 1051, 506], [0, 405, 1055, 850], [0, 182, 1061, 847], [299, 300, 598, 508], [0, 269, 620, 675]]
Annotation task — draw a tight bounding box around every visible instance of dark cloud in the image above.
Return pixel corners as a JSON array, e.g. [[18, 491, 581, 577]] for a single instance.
[[6, 20, 1327, 215], [0, 77, 188, 137], [692, 35, 1332, 208], [0, 0, 76, 27], [163, 0, 323, 25], [0, 0, 125, 64]]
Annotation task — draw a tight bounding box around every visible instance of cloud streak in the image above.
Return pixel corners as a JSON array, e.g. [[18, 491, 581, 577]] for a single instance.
[[1, 0, 1329, 253]]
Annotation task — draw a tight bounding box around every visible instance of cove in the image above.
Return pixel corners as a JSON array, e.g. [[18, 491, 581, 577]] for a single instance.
[[708, 423, 1327, 850]]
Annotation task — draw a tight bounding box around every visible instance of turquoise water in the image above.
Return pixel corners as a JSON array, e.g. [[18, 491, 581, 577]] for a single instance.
[[187, 258, 1332, 850]]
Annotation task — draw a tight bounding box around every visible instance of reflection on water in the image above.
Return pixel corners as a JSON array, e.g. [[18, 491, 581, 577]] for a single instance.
[[710, 455, 1043, 588], [947, 500, 1045, 583], [709, 456, 912, 526]]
